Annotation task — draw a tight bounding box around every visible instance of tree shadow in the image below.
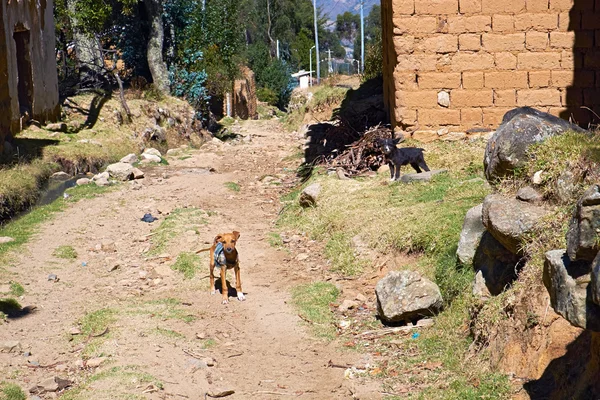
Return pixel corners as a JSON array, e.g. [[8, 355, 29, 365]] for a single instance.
[[0, 137, 60, 166], [62, 90, 112, 132], [0, 298, 36, 320], [559, 0, 600, 128], [300, 77, 388, 180]]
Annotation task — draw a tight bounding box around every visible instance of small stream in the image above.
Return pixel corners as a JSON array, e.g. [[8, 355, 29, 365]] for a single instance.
[[37, 176, 84, 206]]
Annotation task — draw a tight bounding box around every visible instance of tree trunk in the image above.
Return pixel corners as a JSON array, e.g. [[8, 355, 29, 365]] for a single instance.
[[144, 0, 170, 95], [66, 0, 103, 84]]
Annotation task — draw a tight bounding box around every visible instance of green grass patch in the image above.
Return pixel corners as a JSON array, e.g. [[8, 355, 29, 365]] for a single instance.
[[199, 338, 217, 349], [53, 245, 78, 259], [179, 155, 192, 161], [74, 308, 116, 357], [148, 208, 209, 256], [291, 282, 339, 339], [267, 232, 284, 249], [152, 327, 185, 339], [0, 382, 26, 400], [324, 233, 364, 276], [171, 252, 202, 279], [9, 282, 24, 297], [224, 182, 241, 192]]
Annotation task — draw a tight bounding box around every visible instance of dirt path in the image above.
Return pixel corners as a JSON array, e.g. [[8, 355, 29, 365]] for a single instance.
[[0, 120, 362, 399]]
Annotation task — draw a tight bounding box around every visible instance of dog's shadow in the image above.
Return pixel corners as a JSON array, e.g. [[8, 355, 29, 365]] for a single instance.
[[214, 279, 244, 298]]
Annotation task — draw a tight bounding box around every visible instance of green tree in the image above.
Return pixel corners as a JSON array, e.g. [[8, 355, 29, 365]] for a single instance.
[[336, 11, 360, 42]]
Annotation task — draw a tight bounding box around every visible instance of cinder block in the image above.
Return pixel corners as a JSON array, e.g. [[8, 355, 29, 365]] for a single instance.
[[492, 15, 515, 32], [417, 35, 459, 53], [393, 36, 416, 54], [392, 0, 416, 15], [483, 108, 512, 127], [459, 34, 481, 51], [482, 33, 525, 51], [517, 52, 561, 69], [528, 71, 551, 87], [526, 31, 549, 50], [393, 71, 419, 90], [451, 52, 495, 71], [447, 15, 492, 33], [527, 0, 550, 11], [451, 90, 494, 107], [482, 0, 525, 13], [415, 0, 459, 15], [494, 89, 517, 106], [485, 71, 529, 88], [517, 88, 562, 106], [461, 108, 483, 125], [459, 0, 482, 13], [419, 108, 461, 125], [495, 52, 518, 69], [418, 73, 462, 89], [396, 90, 439, 107], [393, 16, 438, 33], [514, 13, 558, 30], [462, 72, 484, 88]]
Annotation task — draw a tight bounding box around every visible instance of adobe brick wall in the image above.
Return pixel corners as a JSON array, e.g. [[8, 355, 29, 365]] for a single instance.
[[381, 0, 598, 141]]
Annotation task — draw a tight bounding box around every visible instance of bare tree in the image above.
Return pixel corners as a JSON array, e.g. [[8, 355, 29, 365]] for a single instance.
[[144, 0, 170, 94]]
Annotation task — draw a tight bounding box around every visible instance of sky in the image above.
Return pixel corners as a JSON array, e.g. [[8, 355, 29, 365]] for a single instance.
[[320, 0, 379, 19]]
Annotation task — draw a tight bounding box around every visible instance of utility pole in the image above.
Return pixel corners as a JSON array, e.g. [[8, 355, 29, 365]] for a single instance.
[[277, 40, 280, 60], [360, 0, 365, 74], [313, 0, 320, 84], [309, 45, 315, 86], [327, 49, 333, 74]]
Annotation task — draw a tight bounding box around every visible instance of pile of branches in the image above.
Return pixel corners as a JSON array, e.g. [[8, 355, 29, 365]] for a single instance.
[[321, 124, 394, 176]]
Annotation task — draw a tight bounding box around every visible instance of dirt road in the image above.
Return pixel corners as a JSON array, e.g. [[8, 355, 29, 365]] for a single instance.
[[0, 120, 362, 399]]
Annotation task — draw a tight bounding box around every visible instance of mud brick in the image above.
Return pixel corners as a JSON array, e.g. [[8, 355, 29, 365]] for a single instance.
[[517, 88, 561, 106], [451, 90, 494, 107], [418, 73, 462, 89], [494, 90, 517, 106], [485, 71, 529, 88], [462, 72, 484, 89]]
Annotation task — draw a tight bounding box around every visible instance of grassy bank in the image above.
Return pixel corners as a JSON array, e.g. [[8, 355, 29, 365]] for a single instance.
[[280, 138, 514, 398]]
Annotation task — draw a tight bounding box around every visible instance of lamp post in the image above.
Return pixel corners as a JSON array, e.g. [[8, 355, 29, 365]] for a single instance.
[[309, 45, 316, 87]]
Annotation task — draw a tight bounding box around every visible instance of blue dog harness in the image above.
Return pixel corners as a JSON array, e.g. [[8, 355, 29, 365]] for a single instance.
[[214, 242, 236, 269]]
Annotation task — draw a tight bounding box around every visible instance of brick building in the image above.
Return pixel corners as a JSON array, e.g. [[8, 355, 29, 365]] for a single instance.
[[381, 0, 599, 141], [0, 0, 60, 149]]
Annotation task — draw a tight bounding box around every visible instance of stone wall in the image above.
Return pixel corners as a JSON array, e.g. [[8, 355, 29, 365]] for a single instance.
[[232, 66, 258, 120], [0, 0, 60, 148], [382, 0, 599, 141]]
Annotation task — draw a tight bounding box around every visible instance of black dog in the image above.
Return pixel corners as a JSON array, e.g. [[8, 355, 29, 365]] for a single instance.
[[378, 138, 430, 181]]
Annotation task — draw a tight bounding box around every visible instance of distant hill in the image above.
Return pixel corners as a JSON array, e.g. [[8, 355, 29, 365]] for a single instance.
[[321, 0, 379, 18]]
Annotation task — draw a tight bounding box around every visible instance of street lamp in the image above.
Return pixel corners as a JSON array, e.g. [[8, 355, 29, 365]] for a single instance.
[[309, 45, 316, 87], [352, 59, 361, 75]]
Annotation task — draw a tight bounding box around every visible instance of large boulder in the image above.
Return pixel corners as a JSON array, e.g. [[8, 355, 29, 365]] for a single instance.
[[375, 270, 443, 323], [483, 107, 585, 182], [482, 194, 548, 254], [543, 249, 600, 331], [106, 162, 135, 181], [457, 204, 486, 266], [592, 252, 600, 306], [473, 231, 524, 296], [567, 184, 600, 262]]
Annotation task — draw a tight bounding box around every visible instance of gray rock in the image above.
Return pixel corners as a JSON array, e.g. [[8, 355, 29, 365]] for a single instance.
[[472, 270, 492, 300], [141, 153, 162, 163], [555, 169, 578, 204], [142, 126, 167, 142], [143, 148, 162, 157], [482, 194, 548, 254], [45, 122, 67, 132], [132, 168, 144, 180], [47, 274, 59, 282], [86, 357, 106, 368], [299, 183, 321, 208], [592, 252, 600, 306], [119, 153, 138, 164], [543, 249, 600, 331], [399, 169, 448, 183], [532, 170, 544, 185], [437, 91, 450, 108], [375, 270, 443, 323], [106, 162, 135, 181], [0, 341, 21, 353], [516, 186, 543, 203], [166, 148, 181, 156], [92, 172, 109, 181], [336, 169, 350, 180], [457, 204, 486, 266], [0, 236, 15, 244], [483, 107, 585, 182], [472, 232, 524, 296], [95, 178, 110, 187], [338, 299, 359, 312], [377, 164, 390, 174], [51, 171, 71, 181], [567, 185, 600, 262], [30, 376, 72, 394], [76, 178, 90, 186]]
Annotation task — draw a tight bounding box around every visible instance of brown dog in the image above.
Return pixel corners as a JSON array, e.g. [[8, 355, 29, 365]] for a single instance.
[[197, 231, 244, 304]]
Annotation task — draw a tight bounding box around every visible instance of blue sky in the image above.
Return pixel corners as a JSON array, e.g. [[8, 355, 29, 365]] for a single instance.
[[321, 0, 379, 18]]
